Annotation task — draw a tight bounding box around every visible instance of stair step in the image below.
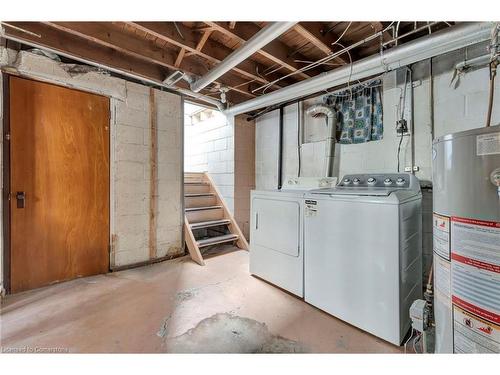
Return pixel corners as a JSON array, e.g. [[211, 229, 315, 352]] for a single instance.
[[184, 182, 209, 185], [184, 193, 215, 197], [186, 206, 224, 223], [185, 205, 222, 212], [190, 219, 231, 230], [185, 183, 210, 194], [185, 194, 217, 208], [197, 234, 239, 248]]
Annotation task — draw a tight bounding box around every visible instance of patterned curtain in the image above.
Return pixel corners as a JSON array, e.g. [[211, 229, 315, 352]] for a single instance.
[[330, 83, 383, 144]]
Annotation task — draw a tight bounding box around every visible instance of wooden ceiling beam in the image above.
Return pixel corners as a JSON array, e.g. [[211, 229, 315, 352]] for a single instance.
[[196, 29, 213, 52], [42, 22, 256, 99], [174, 48, 185, 68], [204, 21, 318, 80], [294, 22, 349, 65], [2, 22, 250, 105], [127, 21, 283, 90]]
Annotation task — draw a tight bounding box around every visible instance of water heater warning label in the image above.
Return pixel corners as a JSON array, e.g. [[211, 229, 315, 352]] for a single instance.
[[433, 213, 450, 260], [451, 217, 500, 325], [476, 132, 500, 156], [453, 306, 500, 353]]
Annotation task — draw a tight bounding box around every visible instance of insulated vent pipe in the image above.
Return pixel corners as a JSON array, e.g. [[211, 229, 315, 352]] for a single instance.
[[306, 104, 337, 177]]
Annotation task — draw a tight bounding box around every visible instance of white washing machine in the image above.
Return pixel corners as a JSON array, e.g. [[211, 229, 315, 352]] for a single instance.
[[303, 173, 422, 345], [250, 177, 337, 297]]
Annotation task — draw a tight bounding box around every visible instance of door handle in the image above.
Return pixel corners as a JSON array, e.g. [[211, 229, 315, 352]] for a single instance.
[[16, 191, 25, 208]]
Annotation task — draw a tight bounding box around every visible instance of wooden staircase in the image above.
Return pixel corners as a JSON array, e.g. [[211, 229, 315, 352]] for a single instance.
[[184, 172, 249, 265]]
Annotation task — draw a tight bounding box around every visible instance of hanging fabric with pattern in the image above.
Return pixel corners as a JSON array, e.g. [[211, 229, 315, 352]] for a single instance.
[[331, 83, 383, 144]]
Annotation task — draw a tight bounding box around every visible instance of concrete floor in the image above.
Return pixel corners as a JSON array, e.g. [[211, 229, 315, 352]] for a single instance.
[[1, 247, 403, 353]]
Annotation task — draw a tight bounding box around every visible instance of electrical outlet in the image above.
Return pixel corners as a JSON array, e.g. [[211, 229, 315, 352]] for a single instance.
[[404, 166, 419, 172], [396, 119, 408, 135]]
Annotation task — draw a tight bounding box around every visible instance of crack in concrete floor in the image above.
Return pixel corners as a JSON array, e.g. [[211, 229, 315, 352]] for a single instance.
[[156, 275, 238, 338], [164, 313, 308, 353]]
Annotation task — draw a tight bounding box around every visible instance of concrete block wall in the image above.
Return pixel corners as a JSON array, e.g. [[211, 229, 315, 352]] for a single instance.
[[255, 108, 280, 190], [184, 109, 235, 212], [113, 84, 183, 266], [254, 41, 499, 283], [0, 49, 183, 292], [234, 115, 256, 240]]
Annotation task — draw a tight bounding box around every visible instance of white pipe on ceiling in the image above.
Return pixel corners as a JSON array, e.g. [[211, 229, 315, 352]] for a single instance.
[[224, 22, 494, 117], [190, 21, 297, 93]]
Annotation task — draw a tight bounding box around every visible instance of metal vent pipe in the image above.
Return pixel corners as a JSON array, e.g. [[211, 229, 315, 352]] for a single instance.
[[190, 22, 296, 93], [306, 104, 337, 178], [224, 22, 493, 116]]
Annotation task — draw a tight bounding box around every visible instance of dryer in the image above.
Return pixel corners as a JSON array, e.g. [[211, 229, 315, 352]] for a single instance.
[[250, 177, 336, 297], [303, 173, 422, 345]]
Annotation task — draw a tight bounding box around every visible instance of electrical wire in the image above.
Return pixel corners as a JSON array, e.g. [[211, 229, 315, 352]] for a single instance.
[[330, 21, 352, 46], [397, 68, 410, 172], [397, 134, 404, 172], [332, 42, 353, 98], [251, 22, 397, 95], [403, 328, 415, 354], [173, 22, 185, 40], [412, 332, 422, 354], [297, 102, 302, 177], [255, 22, 358, 94]]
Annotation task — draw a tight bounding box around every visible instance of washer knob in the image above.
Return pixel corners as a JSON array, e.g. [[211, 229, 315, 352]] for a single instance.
[[396, 177, 406, 186], [343, 178, 351, 185], [384, 178, 393, 186], [353, 178, 361, 185], [367, 177, 376, 185]]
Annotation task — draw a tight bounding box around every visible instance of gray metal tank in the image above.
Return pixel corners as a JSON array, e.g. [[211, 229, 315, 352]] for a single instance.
[[432, 125, 500, 353]]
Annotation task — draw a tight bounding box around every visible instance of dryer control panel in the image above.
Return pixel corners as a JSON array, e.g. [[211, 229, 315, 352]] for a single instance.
[[338, 173, 413, 189]]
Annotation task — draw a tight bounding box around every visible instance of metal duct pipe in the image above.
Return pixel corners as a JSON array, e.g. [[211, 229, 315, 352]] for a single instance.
[[0, 31, 226, 111], [225, 22, 493, 116], [306, 104, 337, 178], [190, 22, 296, 93]]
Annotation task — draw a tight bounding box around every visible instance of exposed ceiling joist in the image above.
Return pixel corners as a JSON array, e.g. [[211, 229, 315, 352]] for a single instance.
[[196, 29, 213, 52], [205, 22, 315, 80], [174, 48, 185, 68], [293, 22, 349, 64], [127, 21, 284, 91], [42, 22, 256, 98], [2, 22, 250, 104]]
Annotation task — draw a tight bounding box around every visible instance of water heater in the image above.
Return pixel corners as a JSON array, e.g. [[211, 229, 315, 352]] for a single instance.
[[432, 125, 500, 353]]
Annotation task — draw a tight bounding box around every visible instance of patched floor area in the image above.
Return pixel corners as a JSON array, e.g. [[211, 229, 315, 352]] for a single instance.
[[1, 247, 402, 353]]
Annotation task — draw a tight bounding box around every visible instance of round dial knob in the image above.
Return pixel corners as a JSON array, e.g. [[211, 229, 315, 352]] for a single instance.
[[367, 177, 376, 185], [384, 178, 393, 186], [353, 178, 361, 185], [396, 177, 406, 186], [343, 178, 351, 185]]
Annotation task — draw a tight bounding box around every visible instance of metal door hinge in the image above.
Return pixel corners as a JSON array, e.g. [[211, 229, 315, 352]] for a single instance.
[[4, 133, 10, 141]]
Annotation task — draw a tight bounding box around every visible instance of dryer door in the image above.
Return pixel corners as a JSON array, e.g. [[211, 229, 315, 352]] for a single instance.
[[250, 196, 303, 297], [252, 197, 300, 257]]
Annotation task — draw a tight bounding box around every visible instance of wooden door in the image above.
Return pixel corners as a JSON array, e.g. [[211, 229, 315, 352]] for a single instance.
[[9, 76, 110, 293]]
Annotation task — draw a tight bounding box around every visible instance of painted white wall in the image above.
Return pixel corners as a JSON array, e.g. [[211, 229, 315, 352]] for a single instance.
[[184, 109, 235, 212], [254, 41, 500, 282], [0, 49, 184, 294]]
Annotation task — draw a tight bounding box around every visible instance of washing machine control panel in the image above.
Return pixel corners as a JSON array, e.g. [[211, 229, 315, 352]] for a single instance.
[[338, 174, 412, 189]]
